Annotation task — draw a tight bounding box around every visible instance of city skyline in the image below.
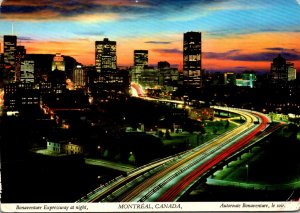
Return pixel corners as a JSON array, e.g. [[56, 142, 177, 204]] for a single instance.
[[1, 0, 300, 72]]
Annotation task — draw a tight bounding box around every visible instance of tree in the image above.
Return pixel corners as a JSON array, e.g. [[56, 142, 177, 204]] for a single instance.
[[165, 129, 171, 139]]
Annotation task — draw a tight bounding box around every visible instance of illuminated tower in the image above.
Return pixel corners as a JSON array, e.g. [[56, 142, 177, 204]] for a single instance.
[[4, 35, 17, 67], [95, 38, 117, 73], [15, 46, 26, 81], [51, 53, 65, 71], [20, 60, 35, 83], [73, 65, 85, 88], [287, 62, 296, 81], [134, 50, 148, 71], [183, 32, 202, 88], [270, 54, 288, 84]]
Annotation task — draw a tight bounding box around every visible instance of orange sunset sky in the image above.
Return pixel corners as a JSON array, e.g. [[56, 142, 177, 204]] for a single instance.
[[1, 0, 300, 72]]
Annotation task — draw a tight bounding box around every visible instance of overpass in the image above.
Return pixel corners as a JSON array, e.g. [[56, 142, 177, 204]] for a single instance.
[[76, 106, 284, 202]]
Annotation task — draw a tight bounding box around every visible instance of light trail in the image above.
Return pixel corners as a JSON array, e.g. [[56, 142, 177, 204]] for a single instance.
[[78, 103, 281, 203], [114, 108, 260, 202], [156, 112, 270, 201]]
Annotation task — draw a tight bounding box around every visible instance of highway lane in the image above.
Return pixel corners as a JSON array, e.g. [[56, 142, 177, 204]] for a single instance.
[[78, 106, 279, 203], [111, 108, 263, 202], [85, 158, 135, 172], [77, 154, 185, 202], [155, 111, 271, 201], [154, 111, 284, 201], [81, 107, 248, 202]]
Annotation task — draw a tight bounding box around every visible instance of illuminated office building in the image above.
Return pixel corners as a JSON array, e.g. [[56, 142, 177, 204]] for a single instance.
[[15, 46, 26, 81], [270, 54, 287, 82], [73, 65, 85, 88], [183, 32, 202, 88], [51, 53, 65, 71], [4, 35, 17, 68], [95, 38, 117, 73], [270, 54, 297, 84], [20, 60, 35, 83], [134, 50, 148, 71], [236, 71, 256, 88], [287, 62, 296, 81]]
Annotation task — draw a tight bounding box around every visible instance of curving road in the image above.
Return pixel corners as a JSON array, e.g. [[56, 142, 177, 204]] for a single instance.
[[103, 108, 274, 202], [77, 107, 283, 202]]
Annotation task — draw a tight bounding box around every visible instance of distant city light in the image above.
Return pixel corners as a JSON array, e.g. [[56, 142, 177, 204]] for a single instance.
[[66, 79, 74, 90], [6, 111, 19, 116], [130, 82, 144, 97], [0, 89, 4, 107]]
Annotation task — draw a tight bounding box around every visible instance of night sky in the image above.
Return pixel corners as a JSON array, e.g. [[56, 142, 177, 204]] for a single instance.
[[1, 0, 300, 71]]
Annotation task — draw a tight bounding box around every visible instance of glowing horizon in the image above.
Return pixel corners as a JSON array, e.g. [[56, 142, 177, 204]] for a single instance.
[[1, 0, 300, 72]]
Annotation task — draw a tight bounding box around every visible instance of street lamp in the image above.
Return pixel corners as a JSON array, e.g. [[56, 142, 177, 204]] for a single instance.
[[97, 145, 102, 157]]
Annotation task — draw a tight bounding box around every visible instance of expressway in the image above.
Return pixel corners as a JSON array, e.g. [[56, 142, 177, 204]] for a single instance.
[[77, 107, 283, 202], [85, 158, 135, 173], [110, 107, 270, 202]]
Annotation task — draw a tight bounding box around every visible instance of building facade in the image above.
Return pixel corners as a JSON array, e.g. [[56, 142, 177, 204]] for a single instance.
[[20, 60, 35, 83], [287, 62, 296, 81], [51, 53, 65, 72], [271, 54, 288, 84], [95, 38, 117, 73], [15, 46, 26, 81], [47, 140, 83, 155], [73, 65, 85, 88], [4, 82, 39, 113], [4, 35, 17, 68], [134, 50, 148, 71], [183, 32, 202, 88]]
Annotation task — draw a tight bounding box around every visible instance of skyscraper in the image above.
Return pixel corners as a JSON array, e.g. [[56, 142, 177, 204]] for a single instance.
[[183, 32, 202, 88], [270, 54, 297, 84], [15, 46, 26, 81], [20, 60, 35, 83], [73, 65, 85, 88], [52, 53, 65, 71], [287, 62, 296, 81], [4, 35, 17, 68], [134, 50, 148, 71], [95, 38, 117, 73]]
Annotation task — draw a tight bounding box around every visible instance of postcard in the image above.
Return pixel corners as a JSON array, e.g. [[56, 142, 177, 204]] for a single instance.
[[0, 0, 300, 212]]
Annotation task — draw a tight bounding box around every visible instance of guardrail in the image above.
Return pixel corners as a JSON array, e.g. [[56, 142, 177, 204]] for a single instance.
[[137, 119, 259, 201], [206, 178, 300, 190], [77, 107, 262, 202], [100, 112, 253, 202]]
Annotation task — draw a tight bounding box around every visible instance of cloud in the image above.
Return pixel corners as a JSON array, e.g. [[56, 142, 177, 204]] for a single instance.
[[204, 49, 300, 61], [153, 48, 182, 54], [204, 49, 240, 59], [229, 53, 275, 61], [235, 66, 248, 69], [264, 47, 297, 52], [0, 0, 138, 21], [145, 41, 172, 44], [0, 0, 232, 21], [18, 36, 33, 41]]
